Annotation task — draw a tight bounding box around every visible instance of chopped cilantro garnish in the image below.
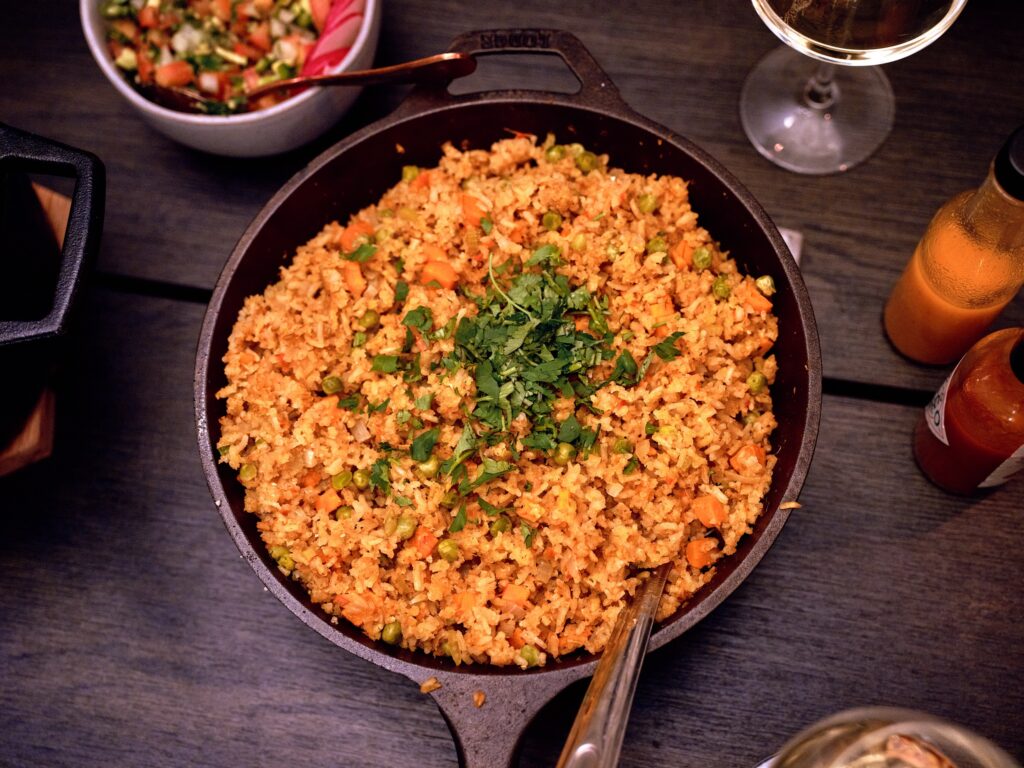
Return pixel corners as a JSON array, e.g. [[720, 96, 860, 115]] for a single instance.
[[343, 242, 377, 263], [369, 458, 391, 495], [414, 393, 433, 410], [337, 393, 362, 410], [481, 217, 493, 235], [394, 495, 413, 507], [448, 503, 467, 533], [477, 498, 505, 517], [557, 414, 582, 444], [402, 306, 433, 333], [396, 409, 412, 425], [520, 523, 536, 548], [372, 355, 399, 373], [410, 427, 440, 462], [395, 280, 409, 303], [367, 398, 390, 414]]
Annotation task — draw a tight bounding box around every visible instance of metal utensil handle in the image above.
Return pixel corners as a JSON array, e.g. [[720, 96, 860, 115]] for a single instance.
[[556, 563, 672, 768]]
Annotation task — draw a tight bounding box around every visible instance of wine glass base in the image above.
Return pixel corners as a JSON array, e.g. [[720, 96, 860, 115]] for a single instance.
[[740, 46, 895, 175]]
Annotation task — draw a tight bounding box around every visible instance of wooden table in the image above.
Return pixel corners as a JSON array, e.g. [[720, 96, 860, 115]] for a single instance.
[[2, 1, 1022, 766]]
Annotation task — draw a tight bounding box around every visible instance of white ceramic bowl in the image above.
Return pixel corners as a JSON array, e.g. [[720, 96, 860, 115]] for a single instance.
[[80, 0, 381, 157]]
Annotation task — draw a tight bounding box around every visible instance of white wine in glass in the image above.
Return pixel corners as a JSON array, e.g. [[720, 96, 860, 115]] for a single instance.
[[740, 0, 968, 174]]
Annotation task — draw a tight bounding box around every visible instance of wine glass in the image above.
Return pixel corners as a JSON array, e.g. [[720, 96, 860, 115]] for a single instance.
[[740, 0, 969, 174], [757, 707, 1021, 768]]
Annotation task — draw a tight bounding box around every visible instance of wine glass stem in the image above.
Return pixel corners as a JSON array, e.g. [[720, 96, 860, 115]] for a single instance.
[[804, 62, 837, 110]]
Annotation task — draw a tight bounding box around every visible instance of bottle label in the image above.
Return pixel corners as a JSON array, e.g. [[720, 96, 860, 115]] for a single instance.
[[979, 443, 1024, 488], [924, 370, 956, 446]]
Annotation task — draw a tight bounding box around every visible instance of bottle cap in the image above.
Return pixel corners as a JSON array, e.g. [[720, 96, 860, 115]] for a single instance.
[[994, 124, 1024, 201]]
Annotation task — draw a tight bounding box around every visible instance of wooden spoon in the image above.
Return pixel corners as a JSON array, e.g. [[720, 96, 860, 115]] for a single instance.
[[140, 51, 477, 115]]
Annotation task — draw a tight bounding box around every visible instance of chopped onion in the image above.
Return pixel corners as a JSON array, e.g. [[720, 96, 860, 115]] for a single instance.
[[270, 17, 286, 38], [171, 24, 203, 55], [352, 421, 371, 443], [272, 38, 298, 65], [198, 72, 220, 94]]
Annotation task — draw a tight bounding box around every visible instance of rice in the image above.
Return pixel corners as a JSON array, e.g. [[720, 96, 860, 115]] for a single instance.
[[217, 135, 778, 668]]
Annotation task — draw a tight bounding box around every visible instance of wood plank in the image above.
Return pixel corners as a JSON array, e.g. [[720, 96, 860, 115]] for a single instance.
[[0, 289, 1020, 765], [1, 1, 1020, 391]]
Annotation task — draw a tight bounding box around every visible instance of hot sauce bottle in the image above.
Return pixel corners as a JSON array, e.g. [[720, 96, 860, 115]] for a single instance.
[[884, 125, 1024, 365], [913, 328, 1024, 495]]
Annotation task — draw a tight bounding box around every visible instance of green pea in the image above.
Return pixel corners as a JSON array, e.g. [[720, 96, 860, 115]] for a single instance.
[[439, 489, 459, 509], [570, 233, 587, 252], [575, 151, 599, 174], [437, 539, 460, 562], [383, 516, 398, 535], [321, 376, 343, 394], [417, 455, 441, 480], [395, 513, 418, 540], [545, 144, 566, 163], [646, 236, 668, 255], [636, 193, 659, 214], [712, 275, 731, 300], [490, 515, 512, 536], [692, 246, 712, 271], [381, 620, 403, 645], [334, 505, 353, 521], [269, 545, 293, 571], [756, 275, 776, 296], [552, 442, 577, 466], [357, 309, 380, 331], [331, 470, 353, 490], [612, 438, 633, 454], [239, 463, 257, 482], [742, 410, 761, 426], [747, 371, 768, 394], [401, 165, 420, 182], [352, 468, 371, 490], [352, 331, 367, 348], [520, 644, 540, 667], [567, 142, 585, 157], [542, 211, 563, 231], [644, 422, 658, 436]]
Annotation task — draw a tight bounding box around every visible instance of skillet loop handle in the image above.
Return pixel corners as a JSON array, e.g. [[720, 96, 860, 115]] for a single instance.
[[0, 123, 105, 346], [394, 28, 635, 119]]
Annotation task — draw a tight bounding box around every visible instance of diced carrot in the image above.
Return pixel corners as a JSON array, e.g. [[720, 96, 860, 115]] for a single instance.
[[686, 538, 718, 569], [420, 260, 459, 290], [409, 526, 439, 559], [546, 631, 560, 657], [574, 316, 589, 332], [241, 66, 261, 92], [247, 22, 272, 52], [508, 221, 527, 244], [301, 470, 320, 489], [154, 60, 194, 88], [461, 193, 487, 227], [341, 261, 366, 296], [453, 591, 477, 618], [501, 583, 531, 608], [730, 444, 767, 475], [212, 0, 233, 22], [315, 489, 342, 514], [651, 296, 675, 338], [421, 243, 446, 261], [755, 336, 774, 356], [252, 0, 273, 13], [542, 546, 556, 560], [137, 5, 159, 28], [340, 219, 375, 252], [692, 494, 727, 528], [410, 169, 433, 190], [510, 627, 526, 649], [670, 239, 693, 269], [741, 283, 773, 313]]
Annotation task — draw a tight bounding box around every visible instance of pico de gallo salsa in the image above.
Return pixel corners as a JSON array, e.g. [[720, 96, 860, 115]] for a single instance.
[[101, 0, 333, 114]]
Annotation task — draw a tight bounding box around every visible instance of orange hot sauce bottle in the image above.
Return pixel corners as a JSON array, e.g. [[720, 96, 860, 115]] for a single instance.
[[884, 126, 1024, 365], [913, 328, 1024, 495]]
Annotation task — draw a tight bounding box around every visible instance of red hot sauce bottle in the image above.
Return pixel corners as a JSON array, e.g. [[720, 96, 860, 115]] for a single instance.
[[913, 328, 1024, 495]]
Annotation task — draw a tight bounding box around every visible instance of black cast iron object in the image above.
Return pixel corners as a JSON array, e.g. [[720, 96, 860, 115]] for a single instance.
[[0, 123, 104, 448], [195, 29, 822, 768]]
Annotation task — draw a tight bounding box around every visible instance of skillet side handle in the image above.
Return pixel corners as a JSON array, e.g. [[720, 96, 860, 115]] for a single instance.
[[0, 123, 105, 346], [428, 668, 581, 768], [393, 28, 637, 120]]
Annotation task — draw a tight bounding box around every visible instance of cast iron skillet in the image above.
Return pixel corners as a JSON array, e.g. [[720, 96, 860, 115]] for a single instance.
[[195, 29, 822, 768]]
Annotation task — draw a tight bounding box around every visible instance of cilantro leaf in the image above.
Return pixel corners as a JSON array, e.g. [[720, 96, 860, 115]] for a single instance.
[[410, 427, 440, 462], [369, 458, 391, 495], [414, 392, 433, 410], [402, 306, 434, 333], [608, 350, 639, 387], [526, 243, 562, 267], [372, 355, 399, 373], [477, 498, 505, 517], [448, 503, 467, 533], [558, 414, 582, 444], [652, 331, 685, 360], [394, 280, 409, 303], [520, 523, 536, 548]]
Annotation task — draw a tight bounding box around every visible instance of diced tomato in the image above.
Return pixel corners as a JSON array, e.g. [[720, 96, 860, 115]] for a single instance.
[[309, 0, 331, 31], [154, 60, 195, 88], [212, 0, 233, 23], [233, 41, 262, 62], [136, 49, 155, 85], [241, 66, 262, 92], [110, 19, 139, 43], [296, 40, 314, 69], [247, 21, 272, 52], [137, 5, 159, 29]]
